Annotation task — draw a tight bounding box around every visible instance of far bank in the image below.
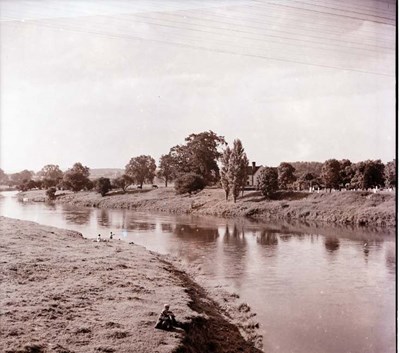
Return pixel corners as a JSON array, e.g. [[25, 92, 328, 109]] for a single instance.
[[16, 187, 396, 228]]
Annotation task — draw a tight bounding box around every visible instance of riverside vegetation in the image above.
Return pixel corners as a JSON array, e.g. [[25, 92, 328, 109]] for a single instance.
[[18, 187, 395, 227]]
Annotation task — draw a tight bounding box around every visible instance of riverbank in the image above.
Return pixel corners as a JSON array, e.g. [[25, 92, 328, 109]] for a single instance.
[[17, 187, 396, 227], [0, 217, 262, 353]]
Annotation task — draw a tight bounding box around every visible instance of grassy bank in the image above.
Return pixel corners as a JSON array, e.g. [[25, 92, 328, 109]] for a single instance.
[[0, 217, 262, 353], [18, 187, 396, 227]]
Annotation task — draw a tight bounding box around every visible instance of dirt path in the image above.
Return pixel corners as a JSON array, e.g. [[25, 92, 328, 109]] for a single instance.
[[0, 217, 262, 353]]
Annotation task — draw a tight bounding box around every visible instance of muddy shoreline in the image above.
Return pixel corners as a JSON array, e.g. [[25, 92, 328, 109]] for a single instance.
[[17, 188, 396, 228], [0, 216, 262, 353]]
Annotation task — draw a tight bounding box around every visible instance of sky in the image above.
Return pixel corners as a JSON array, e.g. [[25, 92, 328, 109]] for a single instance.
[[0, 0, 396, 173]]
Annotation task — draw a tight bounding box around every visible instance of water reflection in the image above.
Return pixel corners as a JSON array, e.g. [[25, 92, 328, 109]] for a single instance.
[[385, 245, 396, 275], [62, 206, 91, 225], [279, 234, 293, 242], [174, 223, 219, 242], [161, 223, 173, 233], [257, 230, 279, 246], [98, 209, 110, 226], [324, 237, 340, 252]]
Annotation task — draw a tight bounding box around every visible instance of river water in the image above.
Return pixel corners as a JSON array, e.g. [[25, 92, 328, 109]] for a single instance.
[[0, 191, 396, 353]]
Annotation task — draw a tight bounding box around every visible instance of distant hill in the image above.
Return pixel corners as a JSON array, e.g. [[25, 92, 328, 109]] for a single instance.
[[89, 168, 124, 180]]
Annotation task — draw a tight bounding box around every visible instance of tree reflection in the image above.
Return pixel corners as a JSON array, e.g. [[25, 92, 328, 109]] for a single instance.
[[257, 230, 278, 246], [62, 208, 91, 225], [279, 234, 293, 242], [222, 224, 248, 286], [119, 213, 156, 231], [127, 221, 156, 231], [324, 237, 340, 252], [44, 203, 57, 211], [174, 224, 219, 242], [223, 224, 247, 245], [385, 246, 396, 275], [97, 209, 110, 226], [161, 223, 173, 233]]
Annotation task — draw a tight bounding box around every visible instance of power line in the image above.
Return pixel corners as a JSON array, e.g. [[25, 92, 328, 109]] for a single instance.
[[109, 13, 392, 60], [295, 0, 395, 17], [36, 13, 390, 66], [137, 11, 394, 52], [10, 19, 393, 78], [265, 0, 396, 21], [180, 3, 395, 43], [248, 1, 395, 26]]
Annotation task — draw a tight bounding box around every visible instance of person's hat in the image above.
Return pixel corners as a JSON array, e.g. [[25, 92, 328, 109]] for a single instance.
[[164, 304, 169, 309]]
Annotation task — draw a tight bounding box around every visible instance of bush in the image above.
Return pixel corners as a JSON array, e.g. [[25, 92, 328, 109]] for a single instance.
[[257, 167, 278, 198], [46, 187, 57, 200], [95, 177, 111, 197], [174, 173, 206, 195]]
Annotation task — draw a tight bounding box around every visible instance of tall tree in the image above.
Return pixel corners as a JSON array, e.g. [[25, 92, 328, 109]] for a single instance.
[[38, 164, 64, 188], [0, 169, 9, 185], [169, 130, 226, 185], [385, 159, 396, 189], [220, 147, 231, 200], [321, 159, 341, 192], [229, 139, 249, 203], [363, 160, 385, 189], [63, 163, 91, 192], [125, 155, 156, 188], [338, 159, 354, 189], [351, 160, 385, 190], [277, 162, 297, 190], [10, 170, 34, 186], [298, 172, 318, 190], [158, 154, 177, 187]]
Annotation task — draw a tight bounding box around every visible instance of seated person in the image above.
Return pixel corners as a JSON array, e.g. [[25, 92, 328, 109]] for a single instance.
[[155, 304, 177, 330]]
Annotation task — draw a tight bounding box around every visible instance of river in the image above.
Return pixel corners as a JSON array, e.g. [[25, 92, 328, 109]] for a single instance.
[[0, 191, 396, 353]]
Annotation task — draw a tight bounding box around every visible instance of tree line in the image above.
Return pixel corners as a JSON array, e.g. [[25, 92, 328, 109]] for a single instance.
[[0, 130, 396, 200]]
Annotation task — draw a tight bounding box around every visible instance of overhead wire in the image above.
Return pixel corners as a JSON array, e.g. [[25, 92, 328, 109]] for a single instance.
[[107, 13, 392, 62], [132, 11, 395, 52], [178, 3, 395, 43], [1, 0, 395, 42], [248, 1, 395, 26], [8, 17, 393, 78], [29, 11, 391, 66], [292, 0, 395, 16], [178, 10, 394, 49], [0, 0, 394, 77], [262, 0, 396, 20]]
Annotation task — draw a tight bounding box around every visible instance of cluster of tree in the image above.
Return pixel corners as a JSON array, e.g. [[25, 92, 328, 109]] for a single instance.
[[256, 158, 396, 198], [2, 129, 395, 201], [98, 131, 227, 196], [0, 169, 34, 189], [155, 131, 226, 195]]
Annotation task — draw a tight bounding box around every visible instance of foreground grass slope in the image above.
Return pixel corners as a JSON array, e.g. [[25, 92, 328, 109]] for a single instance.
[[18, 187, 396, 227], [0, 217, 262, 353]]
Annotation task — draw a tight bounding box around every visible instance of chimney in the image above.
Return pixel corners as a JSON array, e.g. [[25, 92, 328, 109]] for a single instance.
[[251, 162, 256, 186]]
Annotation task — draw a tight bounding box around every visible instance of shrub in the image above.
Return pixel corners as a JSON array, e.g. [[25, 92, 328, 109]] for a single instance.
[[174, 173, 206, 195], [46, 187, 57, 200], [257, 167, 278, 198], [96, 177, 111, 197]]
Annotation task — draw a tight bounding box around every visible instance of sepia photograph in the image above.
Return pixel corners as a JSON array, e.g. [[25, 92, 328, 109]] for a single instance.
[[0, 1, 396, 352]]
